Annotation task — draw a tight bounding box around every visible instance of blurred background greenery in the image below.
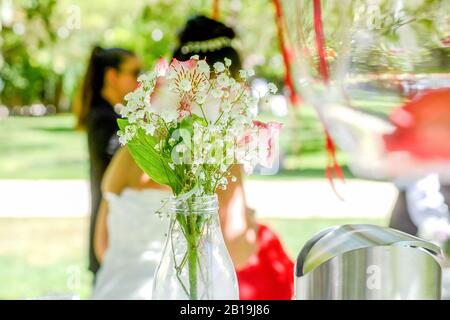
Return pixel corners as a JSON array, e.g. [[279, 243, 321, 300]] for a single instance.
[[0, 0, 284, 112]]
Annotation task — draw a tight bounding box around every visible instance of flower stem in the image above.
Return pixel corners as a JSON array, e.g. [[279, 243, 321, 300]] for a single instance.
[[188, 240, 198, 299], [187, 213, 198, 300]]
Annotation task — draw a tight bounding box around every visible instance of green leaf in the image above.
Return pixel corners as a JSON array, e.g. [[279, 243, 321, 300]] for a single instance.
[[118, 118, 181, 194], [117, 118, 128, 131]]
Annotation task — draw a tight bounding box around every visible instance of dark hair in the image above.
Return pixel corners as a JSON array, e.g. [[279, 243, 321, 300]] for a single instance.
[[77, 46, 135, 129], [172, 15, 242, 76]]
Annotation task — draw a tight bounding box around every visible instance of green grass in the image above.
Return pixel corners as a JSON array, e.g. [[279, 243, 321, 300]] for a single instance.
[[0, 217, 92, 299], [0, 115, 88, 179], [0, 216, 386, 299]]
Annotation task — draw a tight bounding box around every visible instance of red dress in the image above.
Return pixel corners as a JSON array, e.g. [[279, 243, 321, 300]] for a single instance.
[[236, 223, 294, 300]]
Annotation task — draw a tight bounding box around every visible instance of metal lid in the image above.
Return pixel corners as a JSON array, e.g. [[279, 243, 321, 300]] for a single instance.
[[296, 224, 443, 277]]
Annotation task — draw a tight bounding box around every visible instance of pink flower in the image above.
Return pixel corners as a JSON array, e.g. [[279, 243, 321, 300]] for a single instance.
[[148, 58, 211, 122], [155, 57, 169, 77], [236, 121, 283, 173], [167, 58, 210, 99], [149, 76, 179, 122], [253, 120, 283, 168]]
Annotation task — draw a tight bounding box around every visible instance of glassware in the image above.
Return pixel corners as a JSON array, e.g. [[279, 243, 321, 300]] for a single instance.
[[152, 194, 239, 300]]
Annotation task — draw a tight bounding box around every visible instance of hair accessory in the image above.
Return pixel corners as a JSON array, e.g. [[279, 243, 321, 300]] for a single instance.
[[181, 36, 232, 55]]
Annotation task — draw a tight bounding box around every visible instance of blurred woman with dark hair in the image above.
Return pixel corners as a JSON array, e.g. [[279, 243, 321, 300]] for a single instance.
[[172, 15, 242, 76], [76, 46, 141, 280]]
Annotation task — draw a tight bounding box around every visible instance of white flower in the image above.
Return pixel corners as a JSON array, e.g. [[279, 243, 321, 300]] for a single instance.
[[134, 109, 146, 120], [267, 82, 278, 94], [124, 92, 135, 102], [222, 102, 232, 112], [128, 113, 138, 124], [216, 112, 229, 125], [138, 72, 156, 85], [119, 105, 130, 118], [175, 143, 188, 153], [247, 69, 255, 77], [195, 92, 207, 105], [239, 70, 247, 80], [166, 68, 177, 80], [197, 60, 210, 74], [168, 138, 176, 146], [211, 88, 224, 99], [144, 123, 156, 135], [224, 58, 232, 67], [216, 73, 231, 88], [118, 134, 128, 145], [118, 125, 137, 145], [231, 80, 242, 92], [190, 55, 200, 60], [179, 78, 192, 92], [133, 87, 147, 100], [218, 176, 228, 186], [144, 100, 153, 113], [204, 143, 212, 152], [224, 134, 235, 143], [160, 109, 178, 123], [213, 62, 225, 73], [193, 155, 204, 165]]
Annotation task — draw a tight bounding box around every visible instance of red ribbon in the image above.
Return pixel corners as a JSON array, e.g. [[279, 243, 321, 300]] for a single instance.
[[313, 0, 330, 82], [313, 0, 345, 195], [272, 0, 301, 106]]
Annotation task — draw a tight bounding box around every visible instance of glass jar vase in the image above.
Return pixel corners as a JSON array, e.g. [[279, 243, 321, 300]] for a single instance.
[[152, 194, 239, 300]]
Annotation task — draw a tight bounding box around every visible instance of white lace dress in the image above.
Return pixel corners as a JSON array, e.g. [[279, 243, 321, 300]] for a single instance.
[[91, 187, 171, 300]]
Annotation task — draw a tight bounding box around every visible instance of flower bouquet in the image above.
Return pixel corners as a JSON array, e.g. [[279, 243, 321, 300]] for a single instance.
[[117, 56, 281, 299]]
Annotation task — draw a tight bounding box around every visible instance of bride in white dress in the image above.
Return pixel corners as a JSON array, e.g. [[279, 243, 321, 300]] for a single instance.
[[91, 147, 172, 299]]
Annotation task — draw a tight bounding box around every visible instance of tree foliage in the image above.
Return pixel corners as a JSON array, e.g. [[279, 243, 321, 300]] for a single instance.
[[0, 0, 282, 110]]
